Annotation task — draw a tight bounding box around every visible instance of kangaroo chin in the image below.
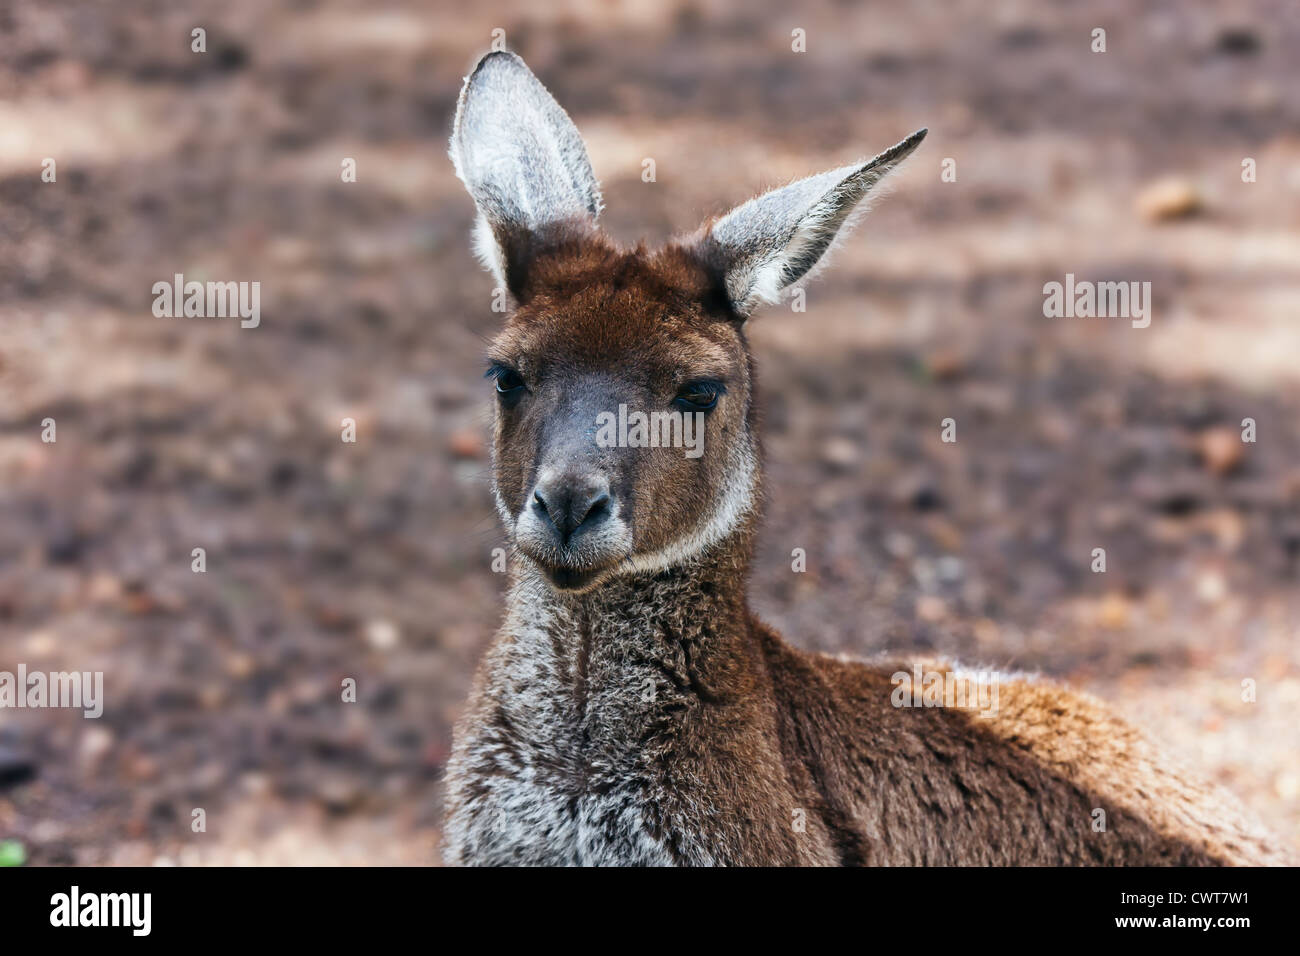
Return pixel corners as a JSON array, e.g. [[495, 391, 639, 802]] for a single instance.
[[441, 50, 1289, 866]]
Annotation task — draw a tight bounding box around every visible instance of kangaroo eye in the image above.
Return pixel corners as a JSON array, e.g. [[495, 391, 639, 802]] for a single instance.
[[674, 381, 723, 411], [486, 365, 527, 407], [494, 369, 525, 393]]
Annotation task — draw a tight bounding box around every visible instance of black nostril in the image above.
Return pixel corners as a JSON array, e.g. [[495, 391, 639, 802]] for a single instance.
[[576, 492, 610, 528], [533, 490, 548, 512]]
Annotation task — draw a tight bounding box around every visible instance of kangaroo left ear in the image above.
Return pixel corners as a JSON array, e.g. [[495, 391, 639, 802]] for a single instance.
[[449, 51, 603, 300], [691, 129, 927, 318]]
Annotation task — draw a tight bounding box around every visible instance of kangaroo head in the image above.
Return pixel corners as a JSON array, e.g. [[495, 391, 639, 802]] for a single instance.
[[450, 51, 925, 592]]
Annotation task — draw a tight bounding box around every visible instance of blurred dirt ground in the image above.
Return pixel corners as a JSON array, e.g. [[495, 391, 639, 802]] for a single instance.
[[0, 0, 1298, 864]]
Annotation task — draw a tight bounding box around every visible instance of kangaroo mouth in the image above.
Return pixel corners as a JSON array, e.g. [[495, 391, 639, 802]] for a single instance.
[[514, 516, 634, 592], [515, 545, 619, 592], [542, 565, 604, 591]]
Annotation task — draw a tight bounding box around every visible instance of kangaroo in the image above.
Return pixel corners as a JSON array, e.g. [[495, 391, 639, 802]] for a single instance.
[[442, 51, 1288, 866]]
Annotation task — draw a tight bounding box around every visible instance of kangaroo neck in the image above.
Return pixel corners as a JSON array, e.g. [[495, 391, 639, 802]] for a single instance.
[[502, 526, 760, 715]]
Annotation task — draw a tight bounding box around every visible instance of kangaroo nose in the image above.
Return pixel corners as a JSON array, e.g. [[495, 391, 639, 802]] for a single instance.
[[532, 477, 611, 543]]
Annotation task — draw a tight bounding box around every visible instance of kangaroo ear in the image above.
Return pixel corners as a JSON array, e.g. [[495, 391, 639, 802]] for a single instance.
[[692, 129, 927, 318], [449, 51, 603, 299]]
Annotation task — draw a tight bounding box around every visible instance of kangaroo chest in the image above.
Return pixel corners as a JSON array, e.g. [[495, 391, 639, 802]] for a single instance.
[[449, 594, 733, 865]]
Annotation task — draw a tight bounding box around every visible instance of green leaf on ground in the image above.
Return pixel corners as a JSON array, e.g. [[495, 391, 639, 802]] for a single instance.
[[0, 840, 26, 867]]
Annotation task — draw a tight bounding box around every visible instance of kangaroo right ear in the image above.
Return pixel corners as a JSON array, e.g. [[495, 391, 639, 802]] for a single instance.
[[449, 51, 603, 300], [691, 128, 927, 318]]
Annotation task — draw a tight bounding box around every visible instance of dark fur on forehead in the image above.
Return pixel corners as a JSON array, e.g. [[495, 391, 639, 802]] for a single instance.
[[507, 230, 740, 324]]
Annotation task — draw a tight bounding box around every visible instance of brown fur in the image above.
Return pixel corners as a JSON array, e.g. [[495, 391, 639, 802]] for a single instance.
[[444, 236, 1288, 866]]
